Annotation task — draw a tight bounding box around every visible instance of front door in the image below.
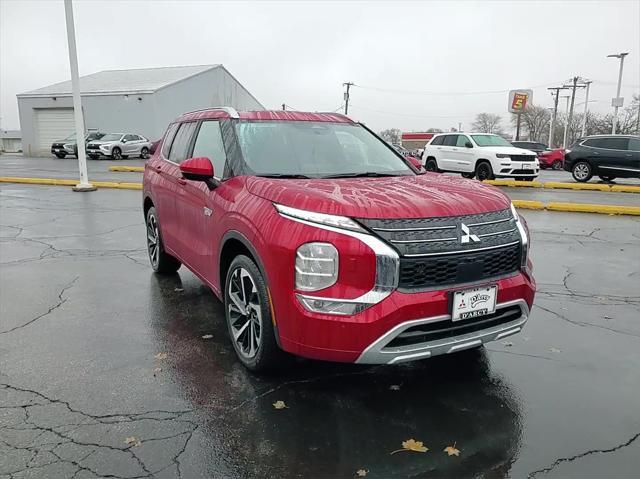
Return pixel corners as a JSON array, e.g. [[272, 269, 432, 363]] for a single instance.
[[450, 134, 476, 172]]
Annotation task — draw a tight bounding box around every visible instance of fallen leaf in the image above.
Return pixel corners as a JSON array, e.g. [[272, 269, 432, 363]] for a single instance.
[[549, 347, 562, 353], [444, 442, 460, 457], [272, 400, 288, 409], [389, 384, 401, 391], [501, 341, 513, 347], [356, 469, 368, 477], [125, 436, 141, 447], [174, 287, 184, 292], [154, 352, 167, 360], [391, 438, 428, 454], [201, 334, 214, 339]]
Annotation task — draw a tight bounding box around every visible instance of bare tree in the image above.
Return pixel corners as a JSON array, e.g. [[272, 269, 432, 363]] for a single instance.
[[378, 128, 402, 145], [426, 128, 444, 133], [472, 113, 502, 133], [511, 105, 550, 143]]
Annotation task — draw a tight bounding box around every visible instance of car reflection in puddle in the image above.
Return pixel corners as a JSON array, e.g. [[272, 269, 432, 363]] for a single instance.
[[148, 272, 522, 478]]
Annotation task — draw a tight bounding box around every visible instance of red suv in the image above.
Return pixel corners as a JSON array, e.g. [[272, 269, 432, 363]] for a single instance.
[[143, 108, 536, 371]]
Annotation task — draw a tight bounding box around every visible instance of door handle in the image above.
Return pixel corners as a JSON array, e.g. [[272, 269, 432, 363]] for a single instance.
[[177, 178, 187, 185], [153, 165, 162, 172]]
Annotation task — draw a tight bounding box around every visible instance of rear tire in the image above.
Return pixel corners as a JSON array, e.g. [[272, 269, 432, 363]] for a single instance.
[[54, 153, 66, 159], [475, 161, 494, 181], [572, 161, 592, 182], [552, 160, 563, 170], [425, 158, 439, 172], [145, 207, 181, 274], [224, 255, 283, 372], [140, 147, 149, 159]]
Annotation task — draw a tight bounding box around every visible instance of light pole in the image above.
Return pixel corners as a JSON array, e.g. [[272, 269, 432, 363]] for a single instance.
[[607, 52, 629, 135], [561, 95, 570, 149], [581, 81, 592, 138], [547, 107, 554, 148], [64, 0, 94, 192]]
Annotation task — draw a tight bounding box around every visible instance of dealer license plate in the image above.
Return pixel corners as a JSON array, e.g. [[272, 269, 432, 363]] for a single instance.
[[523, 163, 533, 170], [452, 285, 497, 321]]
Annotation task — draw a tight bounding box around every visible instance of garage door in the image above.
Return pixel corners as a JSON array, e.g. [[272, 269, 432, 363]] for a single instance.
[[34, 108, 75, 155]]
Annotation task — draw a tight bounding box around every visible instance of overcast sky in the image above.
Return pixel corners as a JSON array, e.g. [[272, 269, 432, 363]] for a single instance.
[[1, 0, 639, 133]]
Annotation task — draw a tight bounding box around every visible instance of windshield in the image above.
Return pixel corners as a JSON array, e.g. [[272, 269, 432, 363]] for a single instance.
[[100, 134, 122, 142], [234, 121, 413, 178], [64, 132, 76, 141], [472, 135, 513, 147]]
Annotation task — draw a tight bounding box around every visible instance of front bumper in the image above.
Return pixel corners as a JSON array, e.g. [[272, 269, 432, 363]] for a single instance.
[[276, 271, 535, 364]]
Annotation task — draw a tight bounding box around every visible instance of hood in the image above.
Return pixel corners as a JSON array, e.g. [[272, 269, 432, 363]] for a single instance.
[[88, 140, 115, 146], [485, 146, 537, 155], [246, 173, 511, 219]]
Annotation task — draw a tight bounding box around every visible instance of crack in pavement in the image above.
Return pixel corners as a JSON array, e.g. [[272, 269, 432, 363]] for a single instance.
[[527, 431, 640, 478], [0, 276, 79, 335], [0, 383, 198, 479], [536, 304, 640, 339]]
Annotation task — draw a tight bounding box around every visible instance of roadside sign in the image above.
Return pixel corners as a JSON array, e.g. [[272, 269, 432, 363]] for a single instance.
[[611, 97, 624, 107], [508, 89, 533, 113]]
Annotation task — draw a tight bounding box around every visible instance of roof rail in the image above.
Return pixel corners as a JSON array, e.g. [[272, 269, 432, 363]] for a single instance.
[[182, 106, 239, 119]]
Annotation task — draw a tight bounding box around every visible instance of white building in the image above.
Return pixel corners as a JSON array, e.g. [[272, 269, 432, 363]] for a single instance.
[[17, 65, 264, 156], [0, 130, 22, 153]]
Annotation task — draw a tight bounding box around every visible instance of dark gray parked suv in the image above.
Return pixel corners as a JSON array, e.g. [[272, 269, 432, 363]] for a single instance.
[[563, 135, 640, 182]]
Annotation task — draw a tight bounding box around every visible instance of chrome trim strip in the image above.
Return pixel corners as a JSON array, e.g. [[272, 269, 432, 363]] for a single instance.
[[466, 217, 513, 228], [477, 227, 517, 238], [277, 211, 399, 308], [372, 225, 456, 233], [390, 236, 457, 244], [356, 299, 529, 364], [403, 240, 520, 258], [601, 166, 640, 172]]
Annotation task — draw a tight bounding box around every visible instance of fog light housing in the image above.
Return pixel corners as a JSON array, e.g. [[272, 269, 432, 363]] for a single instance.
[[296, 294, 367, 315], [295, 242, 338, 291]]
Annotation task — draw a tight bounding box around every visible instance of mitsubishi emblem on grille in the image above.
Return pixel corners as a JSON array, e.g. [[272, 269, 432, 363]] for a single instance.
[[460, 223, 480, 243]]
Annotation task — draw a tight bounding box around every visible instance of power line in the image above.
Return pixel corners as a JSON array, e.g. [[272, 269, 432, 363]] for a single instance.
[[352, 82, 559, 97], [349, 104, 474, 120]]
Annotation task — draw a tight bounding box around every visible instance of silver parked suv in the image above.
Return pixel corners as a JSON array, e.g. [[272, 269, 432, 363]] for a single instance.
[[87, 133, 151, 160]]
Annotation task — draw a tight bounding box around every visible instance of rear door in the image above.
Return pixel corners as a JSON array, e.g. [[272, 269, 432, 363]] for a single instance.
[[173, 120, 229, 278]]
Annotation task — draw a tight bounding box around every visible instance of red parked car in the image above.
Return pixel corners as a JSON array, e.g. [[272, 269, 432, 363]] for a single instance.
[[512, 141, 564, 170], [143, 108, 536, 371]]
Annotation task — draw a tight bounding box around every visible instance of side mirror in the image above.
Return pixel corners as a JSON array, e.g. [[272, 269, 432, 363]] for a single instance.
[[465, 141, 473, 148], [180, 157, 219, 189], [122, 139, 127, 143]]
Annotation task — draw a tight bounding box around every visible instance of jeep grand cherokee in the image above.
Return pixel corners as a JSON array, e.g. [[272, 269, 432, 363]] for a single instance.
[[142, 108, 536, 371]]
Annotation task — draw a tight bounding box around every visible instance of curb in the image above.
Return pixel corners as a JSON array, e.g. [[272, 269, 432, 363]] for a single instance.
[[109, 166, 145, 172], [0, 177, 142, 190], [484, 179, 640, 194], [1, 177, 638, 215]]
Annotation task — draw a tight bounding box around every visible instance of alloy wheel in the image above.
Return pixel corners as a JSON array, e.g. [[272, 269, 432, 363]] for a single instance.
[[477, 164, 491, 181], [146, 214, 160, 268], [228, 267, 262, 360], [552, 160, 562, 170], [112, 148, 122, 160], [573, 163, 590, 180]]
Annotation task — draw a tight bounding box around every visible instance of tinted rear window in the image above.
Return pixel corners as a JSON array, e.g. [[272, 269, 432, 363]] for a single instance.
[[161, 124, 179, 158], [443, 135, 458, 146], [430, 135, 444, 145], [584, 137, 629, 150]]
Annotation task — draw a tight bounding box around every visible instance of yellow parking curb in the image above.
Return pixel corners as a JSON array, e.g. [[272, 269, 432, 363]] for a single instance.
[[484, 179, 542, 188], [543, 181, 611, 192], [546, 202, 640, 215], [611, 185, 640, 194], [511, 200, 545, 210], [0, 177, 142, 190], [109, 166, 145, 172]]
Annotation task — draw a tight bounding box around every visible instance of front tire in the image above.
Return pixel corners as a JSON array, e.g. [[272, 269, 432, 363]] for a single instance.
[[145, 207, 181, 274], [425, 158, 439, 172], [112, 147, 122, 160], [225, 255, 283, 372], [572, 161, 592, 182], [475, 161, 494, 181], [54, 153, 66, 159], [140, 147, 149, 159]]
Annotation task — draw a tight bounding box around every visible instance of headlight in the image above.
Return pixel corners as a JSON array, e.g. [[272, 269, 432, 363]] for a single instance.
[[511, 203, 529, 269], [496, 153, 511, 159], [100, 145, 109, 150], [275, 204, 365, 233], [295, 242, 338, 291], [63, 143, 73, 149]]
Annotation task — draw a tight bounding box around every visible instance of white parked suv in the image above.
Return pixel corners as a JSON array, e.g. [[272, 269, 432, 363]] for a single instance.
[[422, 133, 540, 181]]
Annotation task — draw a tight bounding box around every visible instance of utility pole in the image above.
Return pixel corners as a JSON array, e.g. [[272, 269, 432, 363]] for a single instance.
[[561, 95, 571, 149], [458, 122, 462, 132], [282, 103, 286, 110], [343, 82, 354, 115], [547, 86, 566, 148], [581, 81, 592, 138], [608, 52, 629, 134], [562, 77, 587, 148], [64, 0, 94, 192]]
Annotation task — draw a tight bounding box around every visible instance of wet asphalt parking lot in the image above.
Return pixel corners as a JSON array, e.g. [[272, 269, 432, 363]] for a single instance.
[[1, 170, 639, 478]]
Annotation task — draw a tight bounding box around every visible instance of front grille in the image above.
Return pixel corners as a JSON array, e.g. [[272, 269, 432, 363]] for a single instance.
[[357, 208, 523, 291], [398, 242, 520, 290], [87, 144, 100, 150], [510, 154, 536, 162], [52, 143, 64, 148], [384, 305, 523, 349]]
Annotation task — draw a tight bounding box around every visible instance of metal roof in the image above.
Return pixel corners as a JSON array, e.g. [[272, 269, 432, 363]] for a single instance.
[[1, 130, 21, 139], [18, 65, 221, 98]]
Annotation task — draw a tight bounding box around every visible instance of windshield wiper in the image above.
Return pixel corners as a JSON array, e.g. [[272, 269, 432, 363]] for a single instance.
[[322, 172, 399, 179], [257, 173, 313, 179]]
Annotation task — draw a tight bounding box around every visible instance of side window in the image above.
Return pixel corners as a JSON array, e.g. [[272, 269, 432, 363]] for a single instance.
[[443, 135, 458, 147], [585, 137, 629, 150], [161, 124, 179, 159], [168, 122, 197, 163], [628, 138, 640, 152], [430, 136, 444, 146], [124, 134, 135, 142], [456, 135, 470, 147], [191, 121, 228, 177]]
